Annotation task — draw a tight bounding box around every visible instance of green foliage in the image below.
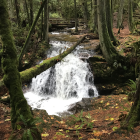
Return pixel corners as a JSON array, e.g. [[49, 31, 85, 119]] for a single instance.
[[49, 13, 62, 18], [66, 110, 94, 130], [9, 113, 44, 140], [126, 79, 136, 101]]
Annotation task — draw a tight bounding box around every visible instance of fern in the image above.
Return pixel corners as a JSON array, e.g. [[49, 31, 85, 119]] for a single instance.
[[126, 79, 136, 92]]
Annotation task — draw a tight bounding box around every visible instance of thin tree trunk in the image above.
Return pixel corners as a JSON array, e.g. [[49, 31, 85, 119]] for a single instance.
[[117, 0, 124, 28], [82, 0, 88, 29], [0, 35, 87, 89], [74, 0, 78, 32], [41, 0, 44, 40], [0, 1, 42, 139], [15, 0, 21, 27], [18, 0, 48, 66], [105, 0, 119, 46], [24, 0, 30, 25], [43, 0, 49, 43], [29, 0, 33, 26], [92, 0, 98, 33], [128, 0, 134, 32]]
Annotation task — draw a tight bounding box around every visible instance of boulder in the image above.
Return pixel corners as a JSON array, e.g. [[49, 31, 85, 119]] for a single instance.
[[67, 98, 93, 114], [88, 88, 94, 97]]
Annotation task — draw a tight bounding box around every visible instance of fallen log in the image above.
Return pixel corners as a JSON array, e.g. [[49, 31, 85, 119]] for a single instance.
[[0, 35, 86, 95]]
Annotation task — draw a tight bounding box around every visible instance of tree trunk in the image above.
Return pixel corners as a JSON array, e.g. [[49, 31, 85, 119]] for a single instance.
[[82, 0, 88, 29], [105, 0, 119, 46], [121, 73, 140, 131], [97, 0, 120, 64], [0, 1, 42, 139], [43, 0, 49, 44], [14, 0, 21, 27], [0, 35, 87, 90], [41, 0, 44, 40], [29, 0, 33, 26], [74, 0, 78, 32], [91, 0, 98, 33], [24, 0, 30, 25], [117, 0, 124, 28], [18, 0, 48, 66], [128, 0, 134, 32]]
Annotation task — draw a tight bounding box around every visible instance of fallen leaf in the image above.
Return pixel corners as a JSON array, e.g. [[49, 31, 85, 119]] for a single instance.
[[93, 131, 102, 136], [106, 102, 110, 105], [110, 118, 114, 121], [100, 100, 103, 103], [112, 126, 118, 131], [41, 133, 49, 137], [5, 119, 11, 121]]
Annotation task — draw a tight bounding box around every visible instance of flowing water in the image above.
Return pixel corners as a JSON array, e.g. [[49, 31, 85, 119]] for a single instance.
[[24, 32, 99, 116]]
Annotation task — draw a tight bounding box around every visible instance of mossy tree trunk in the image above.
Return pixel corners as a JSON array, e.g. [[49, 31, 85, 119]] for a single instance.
[[105, 0, 119, 46], [43, 0, 49, 44], [74, 0, 78, 32], [14, 0, 21, 27], [128, 0, 134, 32], [82, 0, 88, 29], [29, 0, 33, 26], [121, 73, 140, 131], [97, 0, 120, 65], [18, 0, 48, 66], [91, 0, 98, 34], [24, 0, 30, 26], [41, 0, 44, 40], [0, 1, 42, 139], [117, 0, 124, 28]]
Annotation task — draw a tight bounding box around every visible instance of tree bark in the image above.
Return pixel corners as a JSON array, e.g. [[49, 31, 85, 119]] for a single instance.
[[91, 0, 98, 33], [14, 0, 21, 27], [128, 0, 134, 32], [18, 0, 48, 66], [0, 35, 87, 92], [74, 0, 78, 32], [0, 1, 42, 139], [29, 0, 33, 26], [24, 0, 30, 25], [97, 0, 120, 64], [43, 0, 49, 44], [105, 0, 119, 46], [82, 0, 88, 29], [117, 0, 124, 28]]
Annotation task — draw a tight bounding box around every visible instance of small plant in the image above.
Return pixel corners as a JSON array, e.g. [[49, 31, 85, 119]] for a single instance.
[[66, 110, 94, 130], [9, 113, 45, 140], [126, 79, 136, 101]]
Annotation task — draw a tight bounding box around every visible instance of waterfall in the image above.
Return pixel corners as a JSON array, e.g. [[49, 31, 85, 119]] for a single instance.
[[24, 36, 98, 116]]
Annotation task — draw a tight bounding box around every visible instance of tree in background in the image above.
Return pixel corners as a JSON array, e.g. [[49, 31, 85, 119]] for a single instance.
[[97, 0, 122, 65], [105, 0, 119, 46], [74, 0, 78, 32], [14, 0, 21, 27], [117, 0, 124, 28], [128, 0, 134, 32]]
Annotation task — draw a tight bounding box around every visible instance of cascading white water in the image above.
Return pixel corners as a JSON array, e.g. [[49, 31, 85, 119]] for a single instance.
[[24, 34, 98, 116]]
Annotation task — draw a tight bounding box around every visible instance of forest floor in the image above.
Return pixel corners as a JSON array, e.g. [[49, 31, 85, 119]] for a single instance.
[[1, 17, 140, 139]]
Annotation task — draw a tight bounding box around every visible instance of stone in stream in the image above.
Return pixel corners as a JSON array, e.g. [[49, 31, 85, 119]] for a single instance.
[[67, 98, 93, 114], [88, 88, 94, 97]]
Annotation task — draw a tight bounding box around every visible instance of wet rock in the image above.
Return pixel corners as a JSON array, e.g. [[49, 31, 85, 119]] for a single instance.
[[88, 88, 94, 97], [67, 98, 93, 114]]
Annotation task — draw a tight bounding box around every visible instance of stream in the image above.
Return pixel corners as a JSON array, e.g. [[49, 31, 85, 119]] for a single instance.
[[24, 30, 99, 116]]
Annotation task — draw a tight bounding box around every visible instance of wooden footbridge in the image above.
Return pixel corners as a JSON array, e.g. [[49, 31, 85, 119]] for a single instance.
[[49, 18, 84, 28]]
